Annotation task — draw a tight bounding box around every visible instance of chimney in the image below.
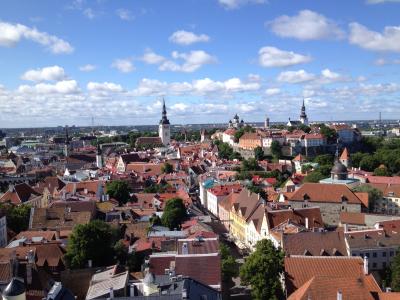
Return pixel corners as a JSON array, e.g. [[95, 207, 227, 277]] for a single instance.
[[55, 228, 60, 240], [363, 255, 369, 275], [305, 217, 309, 229], [130, 284, 135, 296], [109, 287, 114, 299], [182, 242, 188, 255], [26, 249, 35, 285], [88, 260, 93, 268], [337, 290, 342, 300]]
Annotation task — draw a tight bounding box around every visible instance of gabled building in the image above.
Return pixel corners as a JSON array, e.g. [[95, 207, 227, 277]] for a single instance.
[[287, 183, 365, 226]]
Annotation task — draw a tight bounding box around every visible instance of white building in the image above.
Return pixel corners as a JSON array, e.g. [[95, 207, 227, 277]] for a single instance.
[[158, 99, 171, 146]]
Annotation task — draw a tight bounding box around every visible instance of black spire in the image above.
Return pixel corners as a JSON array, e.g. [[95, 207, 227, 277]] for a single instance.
[[65, 126, 70, 145], [160, 98, 170, 125], [300, 98, 307, 119], [97, 141, 101, 155]]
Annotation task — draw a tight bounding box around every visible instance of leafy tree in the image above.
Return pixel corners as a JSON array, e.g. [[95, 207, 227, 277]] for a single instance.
[[352, 152, 368, 168], [241, 158, 261, 172], [143, 183, 170, 193], [319, 165, 333, 177], [314, 154, 334, 167], [161, 198, 187, 230], [374, 165, 391, 176], [216, 142, 242, 160], [254, 146, 264, 161], [390, 249, 400, 291], [0, 204, 31, 233], [127, 251, 146, 272], [270, 141, 282, 160], [352, 184, 383, 212], [161, 162, 174, 174], [240, 239, 284, 300], [149, 214, 162, 226], [301, 164, 313, 174], [303, 170, 326, 183], [114, 240, 128, 264], [360, 156, 380, 172], [65, 220, 118, 269], [106, 180, 131, 206], [220, 243, 238, 282], [319, 124, 338, 143]]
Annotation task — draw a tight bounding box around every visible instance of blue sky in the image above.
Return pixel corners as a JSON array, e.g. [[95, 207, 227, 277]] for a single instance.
[[0, 0, 400, 127]]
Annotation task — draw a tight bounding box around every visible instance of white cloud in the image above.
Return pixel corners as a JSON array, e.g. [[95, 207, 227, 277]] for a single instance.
[[87, 82, 123, 93], [320, 68, 343, 83], [116, 9, 134, 21], [83, 8, 95, 19], [159, 50, 216, 73], [171, 103, 189, 112], [21, 66, 65, 82], [265, 88, 280, 96], [218, 0, 266, 9], [79, 64, 97, 72], [269, 10, 345, 40], [0, 21, 74, 54], [374, 58, 400, 65], [277, 70, 316, 83], [169, 30, 210, 45], [349, 22, 400, 52], [132, 76, 260, 97], [141, 49, 165, 64], [258, 46, 312, 68], [18, 80, 80, 94], [366, 0, 400, 4], [111, 58, 135, 73]]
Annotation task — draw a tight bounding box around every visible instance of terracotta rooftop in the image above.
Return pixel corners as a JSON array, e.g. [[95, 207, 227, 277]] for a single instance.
[[284, 256, 380, 296], [283, 231, 347, 256], [289, 183, 363, 205]]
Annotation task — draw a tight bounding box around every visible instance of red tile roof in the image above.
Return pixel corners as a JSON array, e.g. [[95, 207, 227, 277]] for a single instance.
[[284, 256, 380, 296], [289, 183, 363, 204]]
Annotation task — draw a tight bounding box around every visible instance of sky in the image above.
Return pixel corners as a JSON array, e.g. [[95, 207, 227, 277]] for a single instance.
[[0, 0, 400, 127]]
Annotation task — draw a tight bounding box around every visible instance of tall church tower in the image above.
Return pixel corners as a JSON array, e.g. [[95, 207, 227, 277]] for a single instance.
[[159, 99, 170, 145], [64, 126, 70, 157], [96, 142, 103, 169], [299, 99, 308, 125]]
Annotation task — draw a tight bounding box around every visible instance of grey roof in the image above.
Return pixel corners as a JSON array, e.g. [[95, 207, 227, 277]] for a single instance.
[[2, 278, 25, 297], [148, 231, 187, 238]]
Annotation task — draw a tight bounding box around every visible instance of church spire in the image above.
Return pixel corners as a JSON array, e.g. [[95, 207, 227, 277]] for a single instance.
[[160, 98, 170, 125]]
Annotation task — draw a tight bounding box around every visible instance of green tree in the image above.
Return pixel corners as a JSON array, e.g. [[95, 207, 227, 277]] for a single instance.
[[352, 152, 368, 168], [303, 170, 326, 183], [234, 125, 255, 143], [298, 124, 311, 133], [301, 164, 313, 174], [0, 204, 31, 233], [352, 184, 383, 212], [65, 220, 117, 269], [319, 124, 338, 143], [114, 240, 128, 264], [161, 162, 174, 174], [220, 243, 238, 282], [161, 198, 187, 230], [241, 158, 261, 172], [314, 154, 334, 167], [391, 249, 400, 291], [270, 141, 282, 160], [360, 156, 380, 172], [149, 213, 162, 226], [106, 180, 131, 206], [254, 146, 264, 161], [240, 239, 284, 300], [374, 166, 391, 176]]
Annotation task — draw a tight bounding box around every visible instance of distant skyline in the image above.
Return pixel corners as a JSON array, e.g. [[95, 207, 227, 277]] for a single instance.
[[0, 0, 400, 127]]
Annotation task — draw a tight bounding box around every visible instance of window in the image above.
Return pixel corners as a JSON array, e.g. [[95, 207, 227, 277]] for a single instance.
[[365, 253, 370, 258], [383, 252, 387, 257], [373, 263, 377, 268], [390, 251, 394, 257], [373, 252, 377, 258]]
